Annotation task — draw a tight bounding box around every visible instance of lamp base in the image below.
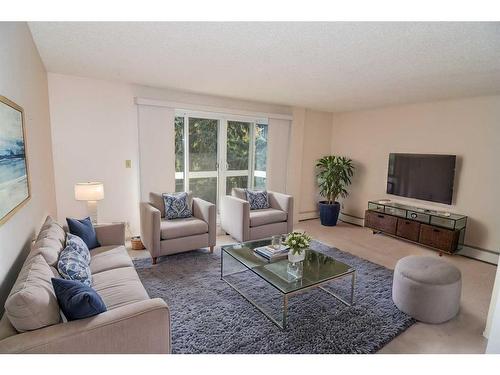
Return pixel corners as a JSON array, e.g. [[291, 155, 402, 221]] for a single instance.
[[86, 200, 98, 224]]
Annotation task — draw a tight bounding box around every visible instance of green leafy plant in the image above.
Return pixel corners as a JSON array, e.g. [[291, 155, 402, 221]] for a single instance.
[[283, 231, 312, 255], [316, 155, 355, 204]]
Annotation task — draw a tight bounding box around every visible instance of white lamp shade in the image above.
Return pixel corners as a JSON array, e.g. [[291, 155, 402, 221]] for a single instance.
[[74, 182, 104, 201]]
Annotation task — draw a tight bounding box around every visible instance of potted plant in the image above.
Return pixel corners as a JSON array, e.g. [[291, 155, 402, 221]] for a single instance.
[[316, 155, 354, 226], [283, 231, 311, 263]]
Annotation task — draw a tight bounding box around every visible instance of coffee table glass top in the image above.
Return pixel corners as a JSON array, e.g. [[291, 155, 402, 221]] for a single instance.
[[222, 239, 354, 294]]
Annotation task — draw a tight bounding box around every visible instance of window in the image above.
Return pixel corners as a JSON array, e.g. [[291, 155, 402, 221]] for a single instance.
[[173, 111, 268, 207], [174, 116, 185, 192]]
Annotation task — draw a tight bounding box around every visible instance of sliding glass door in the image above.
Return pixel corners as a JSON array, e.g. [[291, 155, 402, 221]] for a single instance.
[[174, 112, 267, 207]]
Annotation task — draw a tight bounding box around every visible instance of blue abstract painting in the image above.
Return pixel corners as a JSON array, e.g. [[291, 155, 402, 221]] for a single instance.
[[0, 96, 29, 224]]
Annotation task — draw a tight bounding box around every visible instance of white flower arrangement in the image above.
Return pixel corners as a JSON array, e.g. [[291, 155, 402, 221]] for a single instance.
[[283, 231, 312, 255]]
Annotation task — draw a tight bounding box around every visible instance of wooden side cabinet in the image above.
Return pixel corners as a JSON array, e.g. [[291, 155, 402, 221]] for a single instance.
[[364, 201, 467, 254]]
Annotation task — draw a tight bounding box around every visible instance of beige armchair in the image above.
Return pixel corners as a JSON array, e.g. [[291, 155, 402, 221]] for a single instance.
[[220, 188, 294, 242], [140, 193, 216, 264]]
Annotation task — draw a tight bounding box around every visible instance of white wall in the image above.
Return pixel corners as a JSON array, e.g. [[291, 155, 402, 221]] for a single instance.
[[48, 73, 294, 235], [48, 74, 141, 234], [330, 96, 500, 256], [286, 108, 334, 222], [299, 109, 333, 218], [0, 23, 57, 309]]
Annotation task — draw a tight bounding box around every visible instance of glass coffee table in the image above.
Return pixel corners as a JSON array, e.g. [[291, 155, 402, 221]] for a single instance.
[[221, 238, 356, 329]]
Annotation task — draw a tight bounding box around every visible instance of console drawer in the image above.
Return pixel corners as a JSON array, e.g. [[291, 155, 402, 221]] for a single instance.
[[365, 210, 397, 235], [419, 224, 459, 253], [396, 218, 420, 242]]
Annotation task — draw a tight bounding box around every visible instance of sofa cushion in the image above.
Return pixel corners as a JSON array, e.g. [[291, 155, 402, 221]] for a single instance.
[[160, 217, 208, 240], [29, 216, 67, 266], [66, 217, 100, 250], [90, 245, 133, 274], [57, 246, 92, 287], [249, 208, 287, 227], [51, 278, 107, 321], [37, 216, 66, 246], [4, 254, 61, 332], [92, 267, 149, 310], [30, 238, 64, 267]]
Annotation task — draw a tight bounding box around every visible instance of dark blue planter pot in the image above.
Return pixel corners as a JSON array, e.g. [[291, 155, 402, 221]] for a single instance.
[[319, 201, 340, 226]]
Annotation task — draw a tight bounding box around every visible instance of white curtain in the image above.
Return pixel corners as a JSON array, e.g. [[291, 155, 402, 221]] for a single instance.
[[267, 118, 291, 193], [137, 105, 175, 201]]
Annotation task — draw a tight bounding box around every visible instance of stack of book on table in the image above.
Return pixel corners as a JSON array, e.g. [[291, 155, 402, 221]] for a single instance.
[[254, 244, 289, 261]]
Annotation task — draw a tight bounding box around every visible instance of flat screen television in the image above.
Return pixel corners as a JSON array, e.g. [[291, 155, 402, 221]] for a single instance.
[[387, 153, 456, 205]]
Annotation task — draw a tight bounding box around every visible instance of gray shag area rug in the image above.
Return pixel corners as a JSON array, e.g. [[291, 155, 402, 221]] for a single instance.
[[133, 240, 415, 354]]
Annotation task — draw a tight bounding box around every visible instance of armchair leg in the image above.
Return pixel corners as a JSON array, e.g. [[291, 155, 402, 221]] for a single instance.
[[152, 257, 157, 265], [209, 246, 214, 253]]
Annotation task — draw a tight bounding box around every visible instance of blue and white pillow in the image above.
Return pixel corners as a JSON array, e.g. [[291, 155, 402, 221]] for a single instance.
[[66, 233, 91, 265], [57, 246, 92, 287], [162, 192, 192, 220], [245, 189, 270, 210]]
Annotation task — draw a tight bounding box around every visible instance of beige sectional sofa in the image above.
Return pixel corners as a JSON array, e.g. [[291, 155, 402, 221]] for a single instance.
[[0, 216, 170, 354], [140, 193, 216, 264]]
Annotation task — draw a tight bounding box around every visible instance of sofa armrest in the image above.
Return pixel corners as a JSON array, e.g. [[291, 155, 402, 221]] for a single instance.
[[0, 298, 170, 354], [140, 202, 161, 258], [192, 198, 216, 247], [94, 223, 125, 246], [269, 192, 294, 233], [220, 195, 250, 242]]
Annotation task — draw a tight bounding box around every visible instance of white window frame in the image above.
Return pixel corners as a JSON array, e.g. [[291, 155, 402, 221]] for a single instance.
[[174, 109, 268, 204]]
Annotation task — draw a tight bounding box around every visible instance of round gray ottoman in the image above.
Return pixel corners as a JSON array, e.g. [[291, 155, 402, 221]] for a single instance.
[[392, 255, 461, 324]]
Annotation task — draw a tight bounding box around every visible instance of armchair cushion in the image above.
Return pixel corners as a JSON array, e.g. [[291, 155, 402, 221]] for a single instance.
[[162, 192, 192, 220], [232, 188, 247, 200], [245, 189, 270, 210], [149, 192, 166, 218], [249, 208, 287, 227], [160, 217, 208, 240]]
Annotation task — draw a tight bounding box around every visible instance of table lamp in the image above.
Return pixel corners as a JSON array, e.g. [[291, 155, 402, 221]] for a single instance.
[[74, 182, 104, 224]]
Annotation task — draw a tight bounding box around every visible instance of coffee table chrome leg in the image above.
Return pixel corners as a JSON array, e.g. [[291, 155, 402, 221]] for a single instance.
[[350, 271, 356, 305], [282, 294, 288, 329], [318, 271, 356, 307], [220, 250, 224, 279]]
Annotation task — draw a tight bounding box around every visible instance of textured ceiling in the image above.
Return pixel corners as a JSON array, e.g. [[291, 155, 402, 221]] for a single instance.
[[29, 22, 500, 112]]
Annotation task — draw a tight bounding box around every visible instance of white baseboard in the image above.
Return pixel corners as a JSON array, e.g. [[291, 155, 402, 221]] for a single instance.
[[339, 213, 365, 226], [338, 212, 499, 265], [298, 211, 319, 221], [457, 246, 499, 265]]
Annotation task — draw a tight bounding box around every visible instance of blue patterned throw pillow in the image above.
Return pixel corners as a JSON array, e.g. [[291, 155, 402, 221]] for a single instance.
[[57, 245, 92, 287], [245, 189, 270, 210], [66, 233, 91, 265], [51, 278, 106, 321], [162, 192, 192, 220]]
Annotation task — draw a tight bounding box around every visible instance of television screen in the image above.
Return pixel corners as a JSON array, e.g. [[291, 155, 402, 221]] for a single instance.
[[387, 153, 456, 205]]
